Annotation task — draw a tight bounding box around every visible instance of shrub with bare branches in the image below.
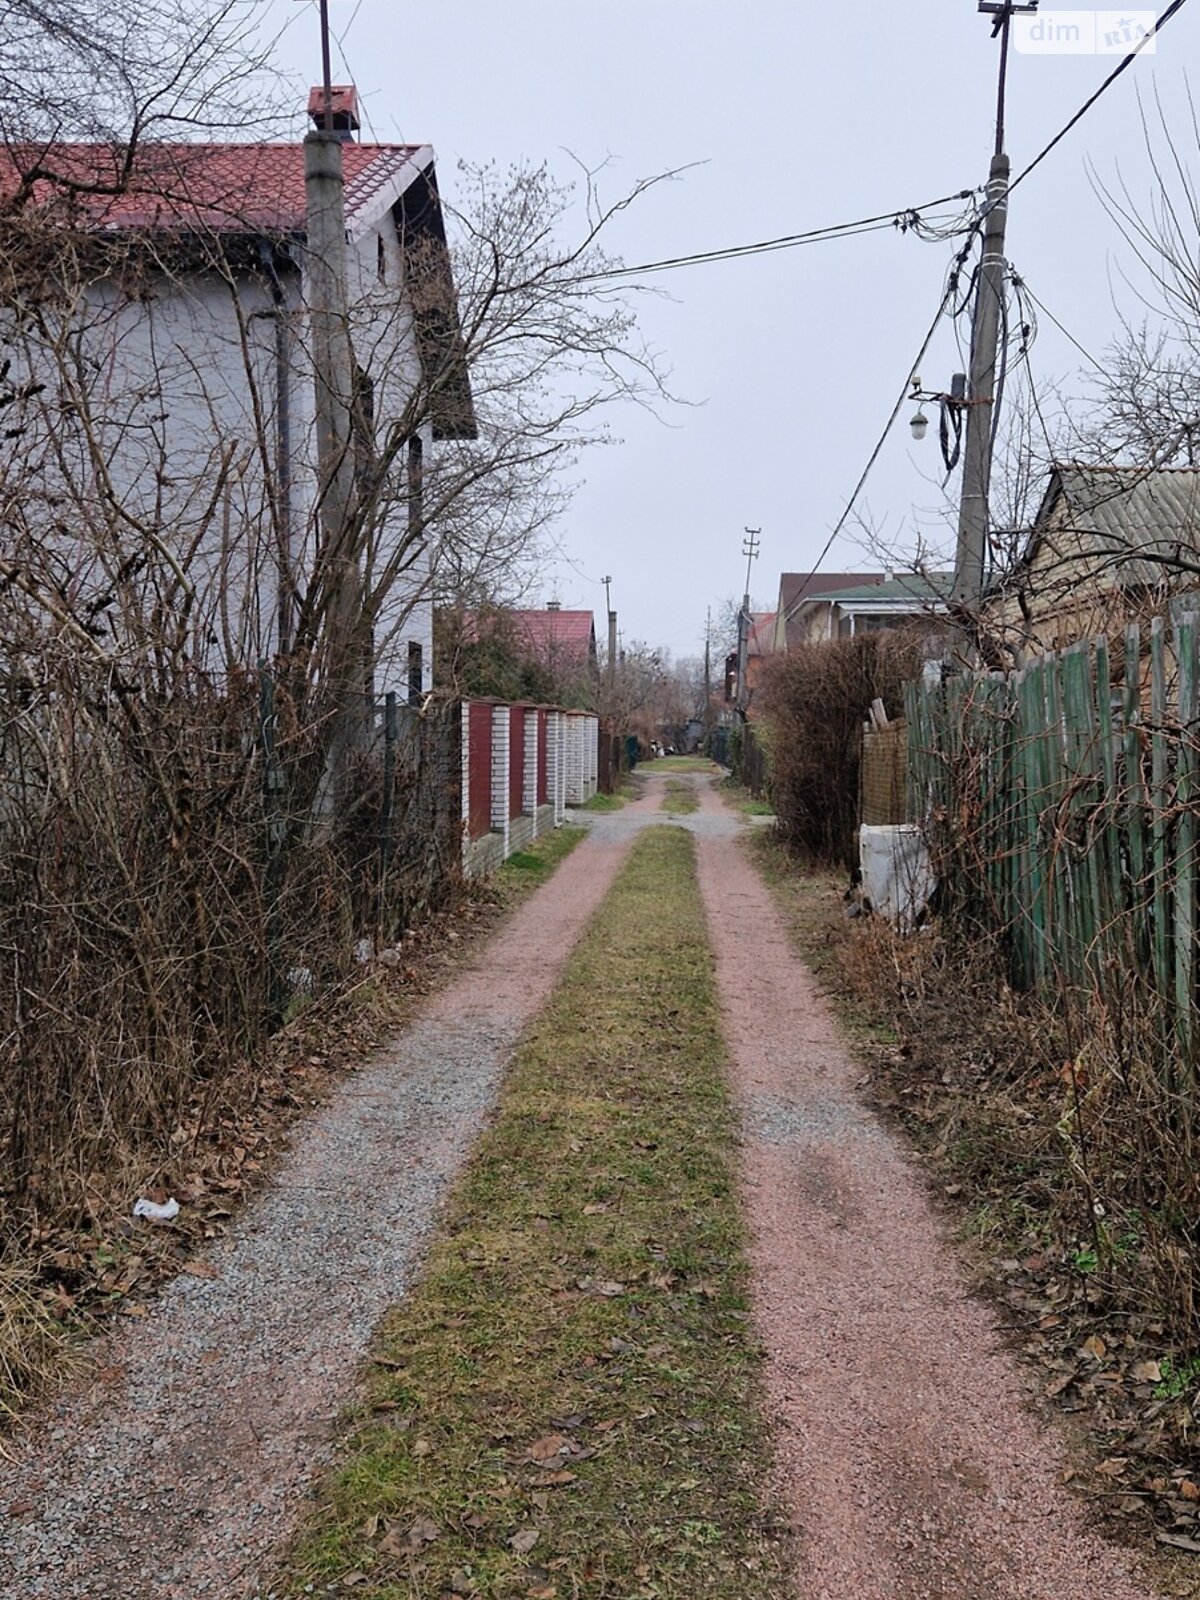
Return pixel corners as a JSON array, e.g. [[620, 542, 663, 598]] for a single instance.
[[759, 632, 927, 867]]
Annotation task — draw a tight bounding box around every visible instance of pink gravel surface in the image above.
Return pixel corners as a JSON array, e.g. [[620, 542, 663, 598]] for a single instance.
[[0, 794, 660, 1600], [689, 777, 1158, 1600]]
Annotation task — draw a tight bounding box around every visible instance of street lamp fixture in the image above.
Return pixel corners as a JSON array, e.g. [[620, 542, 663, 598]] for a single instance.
[[907, 373, 969, 470]]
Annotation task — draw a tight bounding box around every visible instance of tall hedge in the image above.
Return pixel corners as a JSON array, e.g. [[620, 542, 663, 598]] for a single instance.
[[759, 632, 925, 867]]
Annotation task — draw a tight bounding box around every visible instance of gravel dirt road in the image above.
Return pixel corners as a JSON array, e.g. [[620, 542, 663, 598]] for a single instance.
[[0, 766, 1166, 1600], [0, 792, 659, 1600], [688, 773, 1155, 1600]]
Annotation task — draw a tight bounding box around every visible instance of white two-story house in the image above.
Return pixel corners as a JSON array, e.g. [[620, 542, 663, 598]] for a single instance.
[[1, 85, 475, 700]]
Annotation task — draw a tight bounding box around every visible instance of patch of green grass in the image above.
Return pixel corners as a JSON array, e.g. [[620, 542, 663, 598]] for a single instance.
[[652, 756, 716, 773], [661, 779, 700, 816], [280, 828, 784, 1600], [579, 790, 627, 812], [719, 779, 774, 819], [496, 825, 585, 889], [1155, 1354, 1200, 1400]]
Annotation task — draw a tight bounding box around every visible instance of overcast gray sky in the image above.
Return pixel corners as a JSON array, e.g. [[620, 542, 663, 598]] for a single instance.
[[260, 0, 1200, 657]]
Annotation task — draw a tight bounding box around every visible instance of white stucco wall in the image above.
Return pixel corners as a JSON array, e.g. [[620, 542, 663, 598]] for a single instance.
[[10, 208, 436, 693]]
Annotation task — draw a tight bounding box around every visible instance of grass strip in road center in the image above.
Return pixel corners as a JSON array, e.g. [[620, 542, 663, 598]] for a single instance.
[[282, 826, 784, 1600], [660, 779, 700, 816]]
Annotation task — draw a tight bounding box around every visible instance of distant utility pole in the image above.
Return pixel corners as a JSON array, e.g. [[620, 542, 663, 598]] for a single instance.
[[953, 0, 1037, 615], [737, 528, 761, 716], [703, 605, 714, 735], [603, 574, 617, 690]]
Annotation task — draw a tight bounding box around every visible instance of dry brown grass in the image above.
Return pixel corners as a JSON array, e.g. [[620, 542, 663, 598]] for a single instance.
[[0, 1263, 78, 1424], [0, 826, 586, 1426]]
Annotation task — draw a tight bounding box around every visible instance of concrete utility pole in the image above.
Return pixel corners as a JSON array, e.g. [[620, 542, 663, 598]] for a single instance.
[[603, 574, 617, 691], [953, 146, 1009, 609], [953, 1, 1035, 613], [304, 0, 362, 803], [737, 529, 761, 715], [703, 606, 713, 735]]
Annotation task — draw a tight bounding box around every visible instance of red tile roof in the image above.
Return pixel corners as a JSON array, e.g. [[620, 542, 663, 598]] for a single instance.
[[513, 610, 596, 664], [0, 141, 427, 235]]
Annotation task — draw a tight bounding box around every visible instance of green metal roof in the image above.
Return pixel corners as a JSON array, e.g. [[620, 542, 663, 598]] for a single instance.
[[811, 574, 953, 605]]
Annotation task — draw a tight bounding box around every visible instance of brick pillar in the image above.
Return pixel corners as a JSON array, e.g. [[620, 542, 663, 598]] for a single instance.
[[586, 715, 599, 798], [549, 712, 564, 826], [524, 708, 540, 837], [491, 703, 510, 859], [565, 714, 583, 806], [460, 701, 471, 865]]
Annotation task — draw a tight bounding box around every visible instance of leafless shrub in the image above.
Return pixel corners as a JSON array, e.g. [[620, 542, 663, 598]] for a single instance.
[[759, 632, 927, 867]]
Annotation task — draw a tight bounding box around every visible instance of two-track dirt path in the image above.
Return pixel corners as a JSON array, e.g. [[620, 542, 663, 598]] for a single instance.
[[0, 766, 1165, 1599], [685, 771, 1156, 1600]]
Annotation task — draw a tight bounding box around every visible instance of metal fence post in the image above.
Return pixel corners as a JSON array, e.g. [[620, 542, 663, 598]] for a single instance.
[[259, 665, 287, 1019]]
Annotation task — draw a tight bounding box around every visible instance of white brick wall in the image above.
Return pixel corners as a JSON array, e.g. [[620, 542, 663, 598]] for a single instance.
[[554, 713, 568, 824], [565, 713, 586, 806], [585, 715, 599, 799], [546, 712, 561, 827], [491, 704, 510, 859]]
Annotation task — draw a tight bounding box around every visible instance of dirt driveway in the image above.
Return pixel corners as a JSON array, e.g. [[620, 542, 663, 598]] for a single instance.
[[685, 772, 1155, 1600]]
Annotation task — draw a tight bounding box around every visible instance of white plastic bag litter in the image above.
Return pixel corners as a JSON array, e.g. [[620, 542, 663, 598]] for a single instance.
[[859, 824, 936, 934], [133, 1196, 180, 1223]]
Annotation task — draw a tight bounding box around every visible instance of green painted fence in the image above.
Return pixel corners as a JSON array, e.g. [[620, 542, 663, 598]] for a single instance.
[[905, 615, 1200, 1048]]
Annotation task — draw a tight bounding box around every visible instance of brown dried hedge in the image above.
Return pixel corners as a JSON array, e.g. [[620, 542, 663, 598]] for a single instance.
[[759, 632, 925, 867]]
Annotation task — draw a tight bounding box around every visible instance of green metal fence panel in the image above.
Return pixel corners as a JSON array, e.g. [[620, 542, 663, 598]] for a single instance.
[[904, 615, 1200, 1064]]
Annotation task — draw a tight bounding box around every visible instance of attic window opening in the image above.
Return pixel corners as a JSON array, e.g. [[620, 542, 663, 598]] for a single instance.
[[377, 234, 387, 283]]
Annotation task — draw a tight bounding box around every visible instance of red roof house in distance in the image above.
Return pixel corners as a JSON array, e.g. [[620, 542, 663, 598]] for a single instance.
[[724, 611, 777, 715], [511, 606, 599, 679]]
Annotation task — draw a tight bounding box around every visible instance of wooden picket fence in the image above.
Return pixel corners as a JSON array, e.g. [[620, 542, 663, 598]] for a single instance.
[[905, 613, 1200, 1053]]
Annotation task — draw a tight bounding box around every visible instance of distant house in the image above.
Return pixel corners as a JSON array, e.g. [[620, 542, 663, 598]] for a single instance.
[[988, 464, 1200, 652], [449, 603, 599, 705], [0, 84, 475, 697], [724, 610, 776, 716], [775, 572, 951, 647], [511, 606, 599, 686], [772, 573, 883, 652]]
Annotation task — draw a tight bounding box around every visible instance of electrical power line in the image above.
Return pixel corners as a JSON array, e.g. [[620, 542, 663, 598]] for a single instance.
[[1010, 0, 1192, 193], [581, 190, 979, 283], [778, 269, 968, 628], [1013, 277, 1107, 372]]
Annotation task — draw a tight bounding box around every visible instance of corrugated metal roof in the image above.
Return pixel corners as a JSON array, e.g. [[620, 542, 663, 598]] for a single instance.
[[817, 574, 953, 605], [1035, 464, 1200, 587], [0, 141, 428, 237]]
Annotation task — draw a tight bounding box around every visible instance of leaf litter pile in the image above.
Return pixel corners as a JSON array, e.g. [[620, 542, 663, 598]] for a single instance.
[[280, 827, 786, 1599]]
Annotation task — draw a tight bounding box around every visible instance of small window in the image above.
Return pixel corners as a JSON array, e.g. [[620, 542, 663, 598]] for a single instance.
[[377, 234, 387, 282], [407, 434, 424, 537], [408, 641, 423, 707]]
